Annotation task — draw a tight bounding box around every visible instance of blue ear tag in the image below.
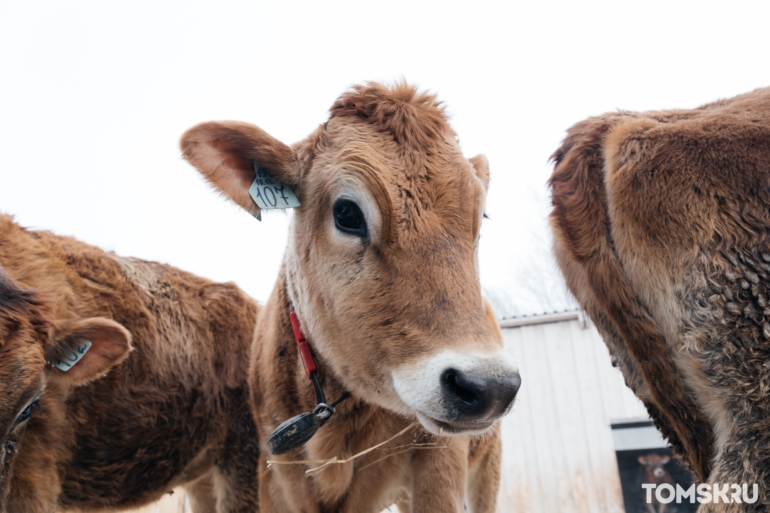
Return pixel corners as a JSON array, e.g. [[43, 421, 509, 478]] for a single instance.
[[54, 340, 92, 372], [248, 163, 300, 221]]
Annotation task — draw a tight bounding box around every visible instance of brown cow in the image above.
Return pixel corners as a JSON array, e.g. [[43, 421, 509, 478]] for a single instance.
[[0, 214, 259, 512], [549, 87, 770, 511], [181, 82, 521, 513]]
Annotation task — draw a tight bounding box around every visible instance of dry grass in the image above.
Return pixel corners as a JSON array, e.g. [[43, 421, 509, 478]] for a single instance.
[[119, 490, 400, 513]]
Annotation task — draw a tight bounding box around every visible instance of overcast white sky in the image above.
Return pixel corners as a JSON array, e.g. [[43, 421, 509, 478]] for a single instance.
[[1, 1, 769, 316]]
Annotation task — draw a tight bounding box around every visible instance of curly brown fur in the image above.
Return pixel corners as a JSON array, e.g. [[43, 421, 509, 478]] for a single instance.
[[0, 215, 259, 512], [549, 87, 770, 510]]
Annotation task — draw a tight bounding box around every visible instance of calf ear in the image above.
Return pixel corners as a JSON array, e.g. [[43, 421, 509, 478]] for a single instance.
[[45, 318, 132, 386], [180, 121, 298, 216], [469, 154, 490, 191], [483, 298, 504, 348]]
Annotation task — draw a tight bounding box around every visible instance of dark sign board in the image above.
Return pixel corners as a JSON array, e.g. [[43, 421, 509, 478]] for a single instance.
[[612, 419, 698, 513]]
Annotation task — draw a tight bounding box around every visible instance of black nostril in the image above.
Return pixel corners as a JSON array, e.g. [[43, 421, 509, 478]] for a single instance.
[[441, 368, 521, 422], [441, 368, 485, 412]]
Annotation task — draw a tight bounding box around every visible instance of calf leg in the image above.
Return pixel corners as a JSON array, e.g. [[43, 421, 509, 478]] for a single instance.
[[466, 428, 502, 513], [211, 406, 260, 513], [257, 456, 320, 513], [211, 465, 259, 513], [680, 252, 770, 512], [184, 471, 218, 513], [410, 437, 468, 513]]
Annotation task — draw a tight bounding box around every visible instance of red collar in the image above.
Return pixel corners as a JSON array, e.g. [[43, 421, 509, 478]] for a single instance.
[[288, 310, 350, 408], [265, 310, 351, 455], [289, 311, 317, 378]]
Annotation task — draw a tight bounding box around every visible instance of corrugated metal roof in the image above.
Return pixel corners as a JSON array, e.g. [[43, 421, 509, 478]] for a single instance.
[[498, 309, 587, 329]]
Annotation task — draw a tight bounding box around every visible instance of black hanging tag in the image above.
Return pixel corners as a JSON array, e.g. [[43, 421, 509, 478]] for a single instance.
[[266, 412, 321, 455], [266, 402, 340, 455]]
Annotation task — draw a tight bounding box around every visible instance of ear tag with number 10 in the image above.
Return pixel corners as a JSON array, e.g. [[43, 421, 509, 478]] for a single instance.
[[54, 340, 92, 372], [248, 162, 300, 221]]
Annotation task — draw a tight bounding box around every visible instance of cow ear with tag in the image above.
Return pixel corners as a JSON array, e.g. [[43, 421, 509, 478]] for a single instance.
[[180, 121, 301, 220], [45, 317, 132, 386]]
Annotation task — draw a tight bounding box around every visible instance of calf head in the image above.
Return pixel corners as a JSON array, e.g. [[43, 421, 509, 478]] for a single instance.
[[181, 82, 520, 435], [638, 454, 671, 480], [0, 270, 131, 496]]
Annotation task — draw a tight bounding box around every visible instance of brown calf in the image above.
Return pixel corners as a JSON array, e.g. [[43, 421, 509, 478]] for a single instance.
[[0, 214, 259, 512], [181, 82, 520, 513], [549, 87, 770, 511]]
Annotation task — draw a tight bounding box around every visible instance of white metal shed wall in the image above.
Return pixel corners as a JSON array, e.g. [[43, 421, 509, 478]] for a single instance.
[[496, 316, 649, 513]]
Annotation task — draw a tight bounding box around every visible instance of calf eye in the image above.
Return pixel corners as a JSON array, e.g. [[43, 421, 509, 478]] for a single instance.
[[333, 199, 367, 238], [12, 399, 41, 429]]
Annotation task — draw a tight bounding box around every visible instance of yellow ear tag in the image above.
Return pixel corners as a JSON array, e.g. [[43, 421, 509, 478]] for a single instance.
[[248, 163, 300, 219]]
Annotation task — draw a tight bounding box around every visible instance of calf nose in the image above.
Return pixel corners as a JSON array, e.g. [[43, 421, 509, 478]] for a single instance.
[[441, 368, 520, 422]]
